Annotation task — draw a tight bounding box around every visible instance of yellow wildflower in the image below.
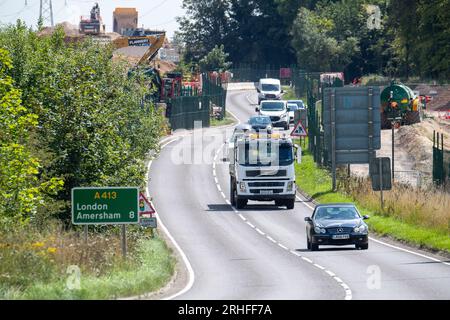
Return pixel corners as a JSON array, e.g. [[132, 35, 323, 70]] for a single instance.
[[47, 247, 57, 254], [32, 242, 45, 248]]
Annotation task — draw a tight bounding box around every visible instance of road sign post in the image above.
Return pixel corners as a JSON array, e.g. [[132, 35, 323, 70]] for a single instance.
[[138, 192, 157, 237]]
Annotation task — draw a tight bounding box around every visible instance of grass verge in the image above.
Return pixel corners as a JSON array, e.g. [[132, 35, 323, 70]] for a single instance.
[[0, 223, 175, 300], [295, 147, 450, 254], [210, 111, 237, 127]]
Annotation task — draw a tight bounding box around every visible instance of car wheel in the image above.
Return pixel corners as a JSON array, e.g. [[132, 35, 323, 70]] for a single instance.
[[306, 237, 311, 250], [356, 243, 369, 250], [311, 243, 319, 251], [286, 199, 295, 209]]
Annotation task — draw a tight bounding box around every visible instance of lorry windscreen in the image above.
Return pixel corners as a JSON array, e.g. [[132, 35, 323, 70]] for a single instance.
[[238, 142, 293, 166]]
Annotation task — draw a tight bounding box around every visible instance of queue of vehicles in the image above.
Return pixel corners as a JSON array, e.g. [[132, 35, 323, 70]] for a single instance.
[[226, 78, 369, 251]]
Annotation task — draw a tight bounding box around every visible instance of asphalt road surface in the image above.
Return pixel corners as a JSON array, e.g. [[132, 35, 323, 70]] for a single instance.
[[148, 89, 450, 300]]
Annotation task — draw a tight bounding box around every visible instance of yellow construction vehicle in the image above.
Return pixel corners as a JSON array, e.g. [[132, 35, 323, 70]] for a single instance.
[[112, 32, 166, 65]]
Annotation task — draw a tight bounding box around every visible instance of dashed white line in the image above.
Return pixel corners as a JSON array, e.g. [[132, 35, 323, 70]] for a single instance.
[[301, 257, 313, 264], [267, 236, 277, 243], [296, 192, 450, 267], [212, 140, 353, 300], [314, 263, 325, 270], [325, 270, 336, 277], [255, 228, 265, 236]]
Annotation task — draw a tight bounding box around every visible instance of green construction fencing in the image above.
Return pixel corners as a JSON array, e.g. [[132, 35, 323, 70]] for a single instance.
[[432, 130, 450, 188], [229, 64, 297, 84], [167, 73, 227, 131], [290, 69, 343, 166]]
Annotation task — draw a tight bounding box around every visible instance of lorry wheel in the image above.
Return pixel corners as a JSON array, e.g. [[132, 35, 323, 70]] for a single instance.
[[236, 198, 247, 209], [286, 199, 295, 209], [230, 177, 235, 205]]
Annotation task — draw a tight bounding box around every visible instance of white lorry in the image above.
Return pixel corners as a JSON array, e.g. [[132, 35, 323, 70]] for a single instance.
[[229, 132, 300, 209]]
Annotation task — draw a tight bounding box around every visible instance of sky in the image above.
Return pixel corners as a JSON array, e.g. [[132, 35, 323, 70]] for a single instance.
[[0, 0, 185, 39]]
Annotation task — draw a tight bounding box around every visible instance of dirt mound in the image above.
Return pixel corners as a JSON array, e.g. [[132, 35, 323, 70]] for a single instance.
[[413, 84, 450, 111], [38, 21, 80, 37]]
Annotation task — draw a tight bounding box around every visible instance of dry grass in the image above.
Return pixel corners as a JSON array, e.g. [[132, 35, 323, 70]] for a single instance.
[[339, 174, 450, 234]]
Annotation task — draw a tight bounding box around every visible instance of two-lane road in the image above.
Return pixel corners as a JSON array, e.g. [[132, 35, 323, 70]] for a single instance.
[[148, 89, 450, 300]]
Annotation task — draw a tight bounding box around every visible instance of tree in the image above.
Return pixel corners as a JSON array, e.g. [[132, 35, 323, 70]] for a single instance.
[[0, 48, 62, 224], [176, 0, 231, 62], [291, 7, 359, 72], [0, 24, 165, 222], [199, 45, 232, 72]]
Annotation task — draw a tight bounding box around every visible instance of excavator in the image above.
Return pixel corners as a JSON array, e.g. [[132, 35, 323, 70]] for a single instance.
[[112, 32, 183, 102]]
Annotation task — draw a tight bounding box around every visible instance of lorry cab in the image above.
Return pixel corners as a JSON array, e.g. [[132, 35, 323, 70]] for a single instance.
[[257, 78, 283, 104], [229, 132, 300, 209]]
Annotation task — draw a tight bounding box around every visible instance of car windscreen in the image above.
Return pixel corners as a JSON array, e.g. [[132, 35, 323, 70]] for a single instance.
[[260, 101, 285, 111], [314, 207, 360, 220], [261, 83, 280, 92], [238, 141, 293, 167], [287, 104, 298, 111], [289, 101, 305, 109], [249, 117, 271, 125]]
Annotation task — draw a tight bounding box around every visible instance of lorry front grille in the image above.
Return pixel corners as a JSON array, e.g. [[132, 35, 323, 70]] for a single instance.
[[250, 189, 283, 194], [248, 182, 284, 187], [265, 94, 276, 99], [246, 170, 287, 177], [270, 116, 280, 122]]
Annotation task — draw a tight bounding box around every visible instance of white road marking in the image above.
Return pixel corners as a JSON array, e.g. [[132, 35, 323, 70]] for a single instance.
[[255, 228, 265, 236], [296, 192, 450, 267], [314, 263, 325, 270], [147, 138, 195, 300], [212, 140, 353, 300], [267, 236, 277, 243], [217, 184, 222, 192], [301, 257, 313, 264], [325, 270, 336, 277]]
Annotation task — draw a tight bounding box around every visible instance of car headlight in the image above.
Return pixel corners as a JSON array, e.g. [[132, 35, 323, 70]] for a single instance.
[[239, 182, 246, 192], [353, 225, 367, 233], [314, 226, 326, 234]]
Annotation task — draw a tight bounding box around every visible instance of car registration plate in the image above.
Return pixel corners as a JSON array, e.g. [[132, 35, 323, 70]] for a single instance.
[[260, 190, 273, 195], [332, 234, 350, 240]]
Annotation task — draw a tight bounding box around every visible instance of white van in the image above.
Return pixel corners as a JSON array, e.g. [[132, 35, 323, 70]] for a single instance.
[[256, 100, 289, 130], [257, 78, 282, 104]]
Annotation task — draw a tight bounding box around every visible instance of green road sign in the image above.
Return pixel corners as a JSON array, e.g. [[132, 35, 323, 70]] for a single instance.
[[72, 187, 139, 225]]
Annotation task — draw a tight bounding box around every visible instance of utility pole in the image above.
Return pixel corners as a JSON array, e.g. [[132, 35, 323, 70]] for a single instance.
[[39, 0, 54, 27]]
